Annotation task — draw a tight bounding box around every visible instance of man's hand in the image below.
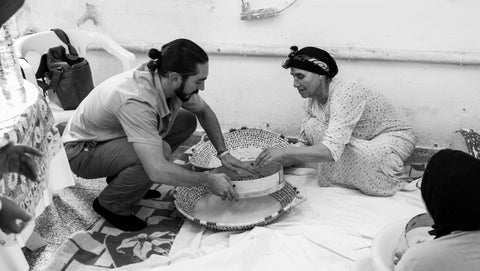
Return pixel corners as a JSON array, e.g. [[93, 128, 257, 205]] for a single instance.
[[219, 153, 258, 175], [254, 147, 293, 168], [0, 196, 31, 234], [204, 173, 238, 200], [0, 142, 43, 181]]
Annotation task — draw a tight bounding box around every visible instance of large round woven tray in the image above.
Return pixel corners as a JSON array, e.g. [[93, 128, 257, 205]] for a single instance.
[[189, 128, 290, 170], [174, 182, 305, 231]]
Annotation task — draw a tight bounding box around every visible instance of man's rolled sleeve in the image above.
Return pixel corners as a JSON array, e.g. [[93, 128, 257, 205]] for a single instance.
[[116, 100, 163, 146]]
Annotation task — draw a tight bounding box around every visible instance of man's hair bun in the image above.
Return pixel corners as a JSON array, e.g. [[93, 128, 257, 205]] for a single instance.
[[148, 48, 162, 60], [147, 48, 163, 71]]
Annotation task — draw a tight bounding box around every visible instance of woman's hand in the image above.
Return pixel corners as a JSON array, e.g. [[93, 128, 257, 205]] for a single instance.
[[0, 196, 32, 234], [219, 153, 258, 175], [255, 147, 294, 168], [204, 173, 238, 200]]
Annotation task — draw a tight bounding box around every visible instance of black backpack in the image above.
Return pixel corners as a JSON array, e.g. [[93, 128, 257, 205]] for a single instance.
[[36, 29, 94, 110]]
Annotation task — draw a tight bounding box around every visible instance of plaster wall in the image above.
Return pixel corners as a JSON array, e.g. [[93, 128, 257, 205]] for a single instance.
[[14, 0, 480, 148]]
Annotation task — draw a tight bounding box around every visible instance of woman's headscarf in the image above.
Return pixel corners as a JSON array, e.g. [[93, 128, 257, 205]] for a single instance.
[[282, 46, 338, 79], [421, 149, 480, 238]]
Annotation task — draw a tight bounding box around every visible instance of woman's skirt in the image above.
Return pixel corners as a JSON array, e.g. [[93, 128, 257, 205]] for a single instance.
[[301, 118, 415, 196]]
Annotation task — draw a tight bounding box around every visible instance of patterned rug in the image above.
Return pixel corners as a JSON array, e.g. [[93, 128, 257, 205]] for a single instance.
[[45, 185, 183, 270]]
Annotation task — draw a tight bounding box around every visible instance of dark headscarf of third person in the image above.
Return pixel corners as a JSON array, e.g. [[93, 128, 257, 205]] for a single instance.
[[282, 46, 339, 79], [421, 149, 480, 238]]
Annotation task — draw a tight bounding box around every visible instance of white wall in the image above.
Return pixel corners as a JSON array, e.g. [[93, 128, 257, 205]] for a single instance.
[[14, 0, 480, 148], [15, 0, 480, 52]]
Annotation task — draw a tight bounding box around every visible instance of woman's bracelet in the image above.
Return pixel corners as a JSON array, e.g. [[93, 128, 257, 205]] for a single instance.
[[217, 149, 230, 158]]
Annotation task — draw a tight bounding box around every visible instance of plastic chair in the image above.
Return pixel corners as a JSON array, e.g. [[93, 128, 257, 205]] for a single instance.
[[14, 30, 136, 125]]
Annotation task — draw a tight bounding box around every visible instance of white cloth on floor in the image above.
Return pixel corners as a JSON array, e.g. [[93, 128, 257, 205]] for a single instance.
[[114, 168, 425, 271]]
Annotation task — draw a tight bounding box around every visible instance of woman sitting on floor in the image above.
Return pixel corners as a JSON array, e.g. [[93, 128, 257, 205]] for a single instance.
[[255, 46, 416, 196], [395, 149, 480, 271]]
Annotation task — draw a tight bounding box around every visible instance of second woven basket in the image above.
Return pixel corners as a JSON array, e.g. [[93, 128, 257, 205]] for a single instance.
[[189, 127, 291, 170]]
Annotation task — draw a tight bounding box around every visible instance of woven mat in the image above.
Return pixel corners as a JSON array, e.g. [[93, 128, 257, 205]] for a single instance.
[[45, 185, 183, 270]]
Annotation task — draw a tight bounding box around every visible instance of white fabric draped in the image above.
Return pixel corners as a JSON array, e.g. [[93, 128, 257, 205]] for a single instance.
[[115, 168, 425, 271]]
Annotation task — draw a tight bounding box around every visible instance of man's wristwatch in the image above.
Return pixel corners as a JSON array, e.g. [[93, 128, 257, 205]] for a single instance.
[[217, 149, 230, 158]]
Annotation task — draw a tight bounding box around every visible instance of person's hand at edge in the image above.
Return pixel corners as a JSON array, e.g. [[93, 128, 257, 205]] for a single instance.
[[0, 142, 43, 181], [0, 196, 32, 234]]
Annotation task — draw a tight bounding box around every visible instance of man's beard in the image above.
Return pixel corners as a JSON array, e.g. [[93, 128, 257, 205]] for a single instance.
[[174, 80, 198, 102]]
